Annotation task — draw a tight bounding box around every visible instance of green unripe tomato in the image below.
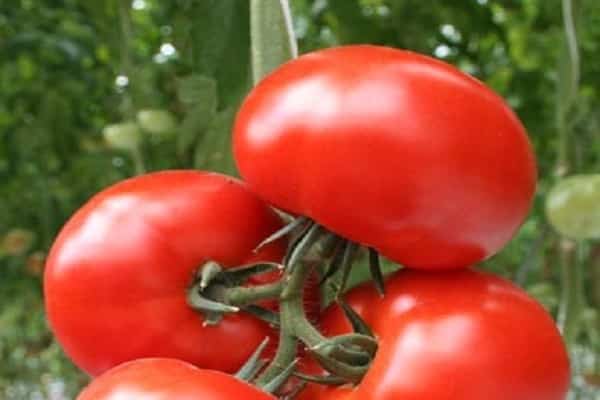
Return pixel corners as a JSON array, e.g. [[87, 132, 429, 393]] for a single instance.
[[546, 174, 600, 239], [136, 109, 177, 138], [102, 122, 141, 151]]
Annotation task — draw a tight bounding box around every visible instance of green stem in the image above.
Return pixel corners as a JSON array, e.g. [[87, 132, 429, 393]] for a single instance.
[[562, 0, 580, 101], [225, 282, 284, 306], [590, 244, 600, 312], [555, 0, 586, 348], [118, 0, 136, 118], [130, 146, 146, 175], [556, 0, 580, 173], [187, 280, 284, 311], [256, 261, 316, 385], [249, 0, 298, 85], [558, 240, 585, 344]]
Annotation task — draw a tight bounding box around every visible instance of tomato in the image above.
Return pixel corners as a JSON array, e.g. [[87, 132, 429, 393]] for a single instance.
[[233, 45, 536, 269], [45, 170, 307, 376], [300, 269, 570, 400], [545, 174, 600, 239], [77, 358, 275, 400], [102, 122, 141, 151]]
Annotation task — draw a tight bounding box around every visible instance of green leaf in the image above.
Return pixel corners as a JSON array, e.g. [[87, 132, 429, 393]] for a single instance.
[[177, 75, 218, 107], [176, 75, 218, 158], [250, 0, 298, 85], [177, 107, 214, 159], [193, 107, 236, 173], [213, 1, 251, 107], [189, 0, 239, 76]]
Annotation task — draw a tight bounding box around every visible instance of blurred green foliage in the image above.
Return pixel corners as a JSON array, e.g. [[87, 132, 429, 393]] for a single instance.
[[1, 0, 599, 398]]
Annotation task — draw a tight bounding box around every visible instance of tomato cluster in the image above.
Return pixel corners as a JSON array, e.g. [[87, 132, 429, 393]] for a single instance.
[[44, 45, 569, 400]]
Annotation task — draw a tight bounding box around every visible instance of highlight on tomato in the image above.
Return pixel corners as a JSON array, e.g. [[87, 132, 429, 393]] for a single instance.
[[300, 268, 570, 400], [76, 358, 276, 400], [44, 170, 320, 376], [234, 45, 536, 270]]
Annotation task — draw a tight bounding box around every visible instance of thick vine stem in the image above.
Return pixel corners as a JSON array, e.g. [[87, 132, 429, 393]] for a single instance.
[[187, 217, 380, 386], [558, 240, 586, 344], [255, 260, 317, 385], [256, 221, 378, 386]]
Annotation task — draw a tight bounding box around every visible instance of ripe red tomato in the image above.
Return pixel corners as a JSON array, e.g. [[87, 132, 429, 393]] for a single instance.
[[45, 170, 307, 376], [233, 45, 536, 269], [77, 358, 275, 400], [299, 269, 570, 400]]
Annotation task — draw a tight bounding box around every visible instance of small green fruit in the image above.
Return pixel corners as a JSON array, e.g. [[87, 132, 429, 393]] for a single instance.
[[136, 109, 177, 138], [546, 174, 600, 239], [103, 122, 142, 151]]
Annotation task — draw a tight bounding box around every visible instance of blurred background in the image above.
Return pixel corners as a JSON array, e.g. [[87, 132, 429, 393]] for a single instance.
[[0, 0, 599, 398]]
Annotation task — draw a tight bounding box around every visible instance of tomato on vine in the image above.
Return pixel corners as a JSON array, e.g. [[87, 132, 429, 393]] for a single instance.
[[234, 45, 536, 270], [77, 358, 276, 400], [299, 269, 570, 400], [44, 170, 319, 376]]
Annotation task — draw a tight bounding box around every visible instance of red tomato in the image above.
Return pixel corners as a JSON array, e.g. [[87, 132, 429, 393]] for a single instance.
[[77, 358, 275, 400], [299, 269, 570, 400], [233, 45, 536, 269], [45, 171, 305, 376]]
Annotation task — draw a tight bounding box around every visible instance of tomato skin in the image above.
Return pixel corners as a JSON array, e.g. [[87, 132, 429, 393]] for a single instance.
[[45, 171, 292, 376], [77, 358, 275, 400], [234, 45, 536, 269], [300, 269, 570, 400]]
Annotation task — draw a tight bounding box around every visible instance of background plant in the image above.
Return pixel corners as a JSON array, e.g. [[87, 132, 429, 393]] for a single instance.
[[0, 0, 598, 398]]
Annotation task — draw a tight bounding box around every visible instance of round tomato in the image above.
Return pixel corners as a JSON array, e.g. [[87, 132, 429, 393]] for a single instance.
[[233, 45, 536, 269], [300, 269, 570, 400], [546, 174, 600, 239], [45, 170, 305, 376], [77, 358, 275, 400]]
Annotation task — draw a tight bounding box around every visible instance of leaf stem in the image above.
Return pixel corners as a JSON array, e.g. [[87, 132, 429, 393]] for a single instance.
[[558, 240, 586, 344], [250, 0, 298, 85], [225, 282, 284, 306]]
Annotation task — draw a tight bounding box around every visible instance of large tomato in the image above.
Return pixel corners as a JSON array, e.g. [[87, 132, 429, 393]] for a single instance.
[[77, 358, 275, 400], [234, 45, 536, 269], [300, 269, 570, 400], [45, 170, 311, 376]]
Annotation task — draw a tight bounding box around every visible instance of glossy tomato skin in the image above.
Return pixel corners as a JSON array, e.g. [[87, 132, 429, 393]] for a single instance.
[[45, 171, 291, 376], [77, 358, 275, 400], [234, 45, 536, 269], [300, 269, 570, 400]]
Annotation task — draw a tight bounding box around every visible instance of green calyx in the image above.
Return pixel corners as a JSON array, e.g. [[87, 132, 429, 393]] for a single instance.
[[187, 216, 383, 389], [255, 219, 379, 386], [186, 261, 284, 325]]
